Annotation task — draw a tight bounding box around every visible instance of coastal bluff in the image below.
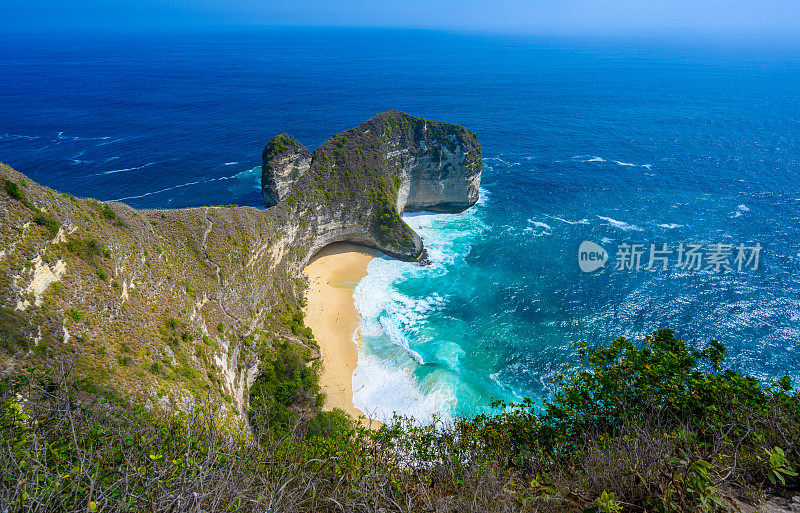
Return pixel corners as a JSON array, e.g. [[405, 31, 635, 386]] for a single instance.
[[262, 110, 482, 264], [0, 110, 481, 428]]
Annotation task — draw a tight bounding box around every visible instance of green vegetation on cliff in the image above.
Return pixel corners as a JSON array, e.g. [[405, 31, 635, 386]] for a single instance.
[[0, 163, 319, 430], [1, 329, 798, 512]]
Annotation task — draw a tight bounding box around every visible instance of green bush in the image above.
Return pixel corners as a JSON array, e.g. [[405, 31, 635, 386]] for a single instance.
[[33, 213, 60, 236], [306, 408, 353, 439], [3, 180, 22, 200], [100, 204, 116, 219], [66, 238, 107, 260], [280, 306, 315, 346], [406, 328, 800, 511], [249, 341, 322, 439]]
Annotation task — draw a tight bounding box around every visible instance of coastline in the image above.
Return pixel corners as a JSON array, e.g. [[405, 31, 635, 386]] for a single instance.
[[303, 242, 380, 427]]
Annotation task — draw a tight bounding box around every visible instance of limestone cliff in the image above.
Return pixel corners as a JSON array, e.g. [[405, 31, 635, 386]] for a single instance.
[[0, 110, 481, 428], [262, 109, 482, 265], [261, 134, 312, 208]]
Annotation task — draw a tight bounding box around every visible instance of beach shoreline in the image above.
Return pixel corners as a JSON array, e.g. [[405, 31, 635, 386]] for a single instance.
[[303, 242, 380, 427]]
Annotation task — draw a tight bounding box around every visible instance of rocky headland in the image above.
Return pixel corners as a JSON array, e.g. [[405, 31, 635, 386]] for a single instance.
[[0, 110, 481, 428]]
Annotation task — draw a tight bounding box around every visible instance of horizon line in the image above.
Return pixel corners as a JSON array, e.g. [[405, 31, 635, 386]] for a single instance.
[[4, 22, 800, 40]]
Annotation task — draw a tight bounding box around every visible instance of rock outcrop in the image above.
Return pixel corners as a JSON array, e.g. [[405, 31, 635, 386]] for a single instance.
[[261, 134, 312, 208], [262, 110, 482, 265], [0, 110, 481, 429]]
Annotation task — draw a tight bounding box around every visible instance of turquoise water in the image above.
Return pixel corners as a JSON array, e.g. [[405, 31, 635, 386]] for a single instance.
[[355, 158, 800, 421], [2, 28, 799, 421]]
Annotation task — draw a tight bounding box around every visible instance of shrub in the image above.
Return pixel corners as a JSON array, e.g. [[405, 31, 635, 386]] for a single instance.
[[280, 306, 315, 346], [305, 408, 353, 439], [249, 341, 322, 439], [174, 365, 194, 378], [3, 180, 22, 200], [100, 204, 116, 219], [66, 238, 107, 260], [33, 213, 60, 237]]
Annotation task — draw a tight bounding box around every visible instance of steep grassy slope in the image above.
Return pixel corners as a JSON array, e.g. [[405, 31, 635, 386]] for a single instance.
[[0, 164, 309, 428]]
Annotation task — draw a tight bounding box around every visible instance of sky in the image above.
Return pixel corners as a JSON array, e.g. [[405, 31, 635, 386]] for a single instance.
[[4, 0, 800, 34]]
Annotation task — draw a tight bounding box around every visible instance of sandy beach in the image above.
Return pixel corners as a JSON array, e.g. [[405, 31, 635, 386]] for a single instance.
[[303, 242, 380, 426]]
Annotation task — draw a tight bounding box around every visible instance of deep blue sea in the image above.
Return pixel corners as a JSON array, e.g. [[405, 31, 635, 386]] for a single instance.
[[2, 28, 800, 422]]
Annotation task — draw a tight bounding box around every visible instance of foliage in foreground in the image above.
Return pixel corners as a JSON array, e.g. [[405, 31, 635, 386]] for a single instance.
[[1, 329, 798, 512]]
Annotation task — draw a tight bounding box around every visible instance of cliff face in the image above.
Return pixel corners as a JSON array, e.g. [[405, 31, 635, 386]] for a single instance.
[[0, 110, 481, 428], [0, 166, 300, 428], [261, 134, 312, 208], [263, 110, 482, 264]]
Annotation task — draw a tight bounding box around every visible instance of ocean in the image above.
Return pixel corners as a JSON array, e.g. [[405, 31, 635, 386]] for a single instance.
[[2, 27, 800, 422]]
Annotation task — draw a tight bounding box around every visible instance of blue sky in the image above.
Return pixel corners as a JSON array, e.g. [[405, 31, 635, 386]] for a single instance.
[[4, 0, 800, 34]]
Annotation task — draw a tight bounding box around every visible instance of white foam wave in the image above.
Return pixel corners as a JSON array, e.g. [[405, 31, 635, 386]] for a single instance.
[[55, 132, 111, 142], [732, 204, 750, 218], [112, 180, 209, 202], [527, 220, 552, 230], [111, 166, 261, 202], [489, 367, 530, 403], [69, 150, 93, 165], [99, 161, 158, 175], [658, 223, 683, 229], [573, 155, 652, 169], [352, 349, 455, 424], [224, 161, 239, 166], [379, 317, 424, 364], [0, 133, 41, 141], [485, 156, 520, 166], [351, 188, 488, 423], [225, 166, 262, 192], [571, 155, 606, 163], [544, 214, 590, 225], [597, 216, 643, 231]]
